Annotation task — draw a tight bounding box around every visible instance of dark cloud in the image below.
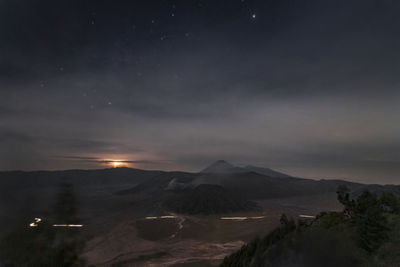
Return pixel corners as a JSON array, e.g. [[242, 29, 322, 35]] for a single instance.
[[0, 128, 35, 143]]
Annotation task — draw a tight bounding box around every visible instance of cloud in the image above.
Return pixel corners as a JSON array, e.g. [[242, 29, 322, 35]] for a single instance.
[[0, 0, 400, 183], [55, 155, 164, 165]]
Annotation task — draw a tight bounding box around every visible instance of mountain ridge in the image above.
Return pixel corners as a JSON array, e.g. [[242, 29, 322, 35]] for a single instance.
[[200, 160, 291, 178], [200, 160, 248, 174], [244, 165, 292, 178]]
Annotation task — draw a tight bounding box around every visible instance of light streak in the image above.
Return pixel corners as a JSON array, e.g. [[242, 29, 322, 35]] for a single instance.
[[53, 224, 83, 227], [28, 217, 83, 228], [299, 215, 316, 219], [144, 215, 177, 220], [29, 217, 42, 227], [220, 217, 248, 221]]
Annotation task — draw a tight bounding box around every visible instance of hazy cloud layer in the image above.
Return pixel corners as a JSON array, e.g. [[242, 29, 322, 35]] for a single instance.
[[1, 0, 399, 184]]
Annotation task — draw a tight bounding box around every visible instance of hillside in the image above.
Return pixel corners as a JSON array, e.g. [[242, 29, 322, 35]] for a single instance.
[[200, 160, 291, 178], [200, 160, 248, 174], [221, 189, 400, 267], [115, 171, 196, 196], [163, 184, 259, 215], [244, 165, 292, 178], [191, 171, 360, 199], [110, 162, 398, 201]]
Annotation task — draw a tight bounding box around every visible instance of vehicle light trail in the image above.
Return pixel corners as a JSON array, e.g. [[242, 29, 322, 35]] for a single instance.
[[220, 217, 248, 220], [144, 215, 177, 220], [299, 215, 316, 219], [53, 224, 83, 227], [28, 217, 83, 228], [29, 217, 42, 227], [160, 216, 176, 219]]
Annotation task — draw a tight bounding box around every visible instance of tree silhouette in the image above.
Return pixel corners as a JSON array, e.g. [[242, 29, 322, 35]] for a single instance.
[[0, 182, 85, 267]]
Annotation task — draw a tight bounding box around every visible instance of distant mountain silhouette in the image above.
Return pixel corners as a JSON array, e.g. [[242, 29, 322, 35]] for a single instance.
[[200, 160, 247, 174], [108, 163, 399, 201], [200, 160, 291, 178], [192, 172, 354, 199], [244, 165, 291, 178], [194, 161, 371, 199], [1, 166, 398, 217]]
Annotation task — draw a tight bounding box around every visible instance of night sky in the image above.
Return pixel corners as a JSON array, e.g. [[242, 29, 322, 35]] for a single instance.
[[1, 0, 400, 184]]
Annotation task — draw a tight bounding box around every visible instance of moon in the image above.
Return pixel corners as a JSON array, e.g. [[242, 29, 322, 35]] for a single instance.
[[112, 161, 122, 168]]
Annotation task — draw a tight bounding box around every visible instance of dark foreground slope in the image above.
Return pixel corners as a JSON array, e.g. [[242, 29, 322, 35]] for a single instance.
[[221, 189, 400, 267]]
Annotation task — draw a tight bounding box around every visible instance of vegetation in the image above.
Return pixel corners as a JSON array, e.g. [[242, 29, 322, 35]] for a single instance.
[[221, 187, 400, 267], [163, 184, 259, 215], [0, 183, 85, 267]]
